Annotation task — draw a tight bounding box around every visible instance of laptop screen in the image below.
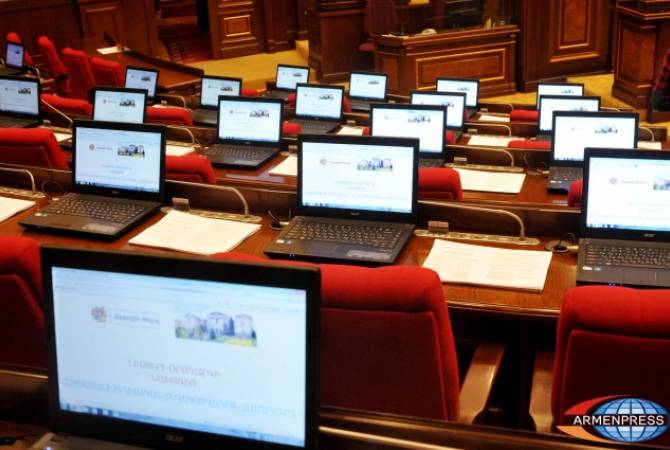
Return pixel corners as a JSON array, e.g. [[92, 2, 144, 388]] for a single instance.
[[536, 83, 584, 108], [295, 85, 343, 120], [552, 112, 638, 164], [371, 105, 445, 155], [300, 139, 416, 214], [93, 88, 147, 124], [217, 98, 282, 143], [538, 95, 600, 133], [436, 78, 478, 107], [411, 91, 465, 129], [584, 153, 670, 233], [125, 67, 159, 99], [200, 77, 241, 107], [5, 42, 24, 69], [0, 76, 39, 116], [74, 124, 162, 193], [276, 65, 309, 91], [349, 72, 387, 100]]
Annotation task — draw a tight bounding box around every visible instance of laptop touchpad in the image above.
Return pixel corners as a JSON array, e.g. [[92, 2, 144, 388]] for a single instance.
[[622, 269, 657, 286]]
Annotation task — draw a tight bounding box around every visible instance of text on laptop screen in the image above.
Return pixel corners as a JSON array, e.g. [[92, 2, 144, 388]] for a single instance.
[[436, 79, 478, 107], [201, 77, 241, 107], [536, 84, 584, 105], [539, 97, 599, 132], [301, 141, 415, 214], [553, 115, 637, 162], [349, 73, 386, 100], [411, 92, 465, 129], [5, 42, 23, 68], [585, 156, 670, 232], [372, 107, 444, 154], [0, 77, 38, 115], [218, 99, 282, 143], [276, 66, 309, 90], [93, 90, 146, 124], [51, 267, 308, 447], [125, 68, 158, 98], [295, 86, 342, 119], [75, 126, 162, 193]]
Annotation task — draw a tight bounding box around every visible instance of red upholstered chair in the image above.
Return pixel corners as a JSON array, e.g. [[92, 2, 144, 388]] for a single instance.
[[419, 167, 463, 200], [241, 88, 260, 97], [282, 121, 302, 136], [5, 32, 34, 66], [507, 139, 551, 150], [90, 57, 124, 87], [61, 47, 96, 100], [146, 106, 194, 126], [287, 92, 296, 108], [40, 94, 92, 117], [510, 109, 539, 122], [0, 236, 45, 368], [0, 128, 69, 169], [37, 36, 69, 96], [165, 155, 216, 184], [343, 95, 352, 113], [567, 179, 582, 207]]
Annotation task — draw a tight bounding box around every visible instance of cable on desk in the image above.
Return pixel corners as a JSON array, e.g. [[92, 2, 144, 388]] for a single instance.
[[0, 433, 41, 446], [40, 179, 67, 202], [523, 154, 548, 176], [545, 232, 577, 253]]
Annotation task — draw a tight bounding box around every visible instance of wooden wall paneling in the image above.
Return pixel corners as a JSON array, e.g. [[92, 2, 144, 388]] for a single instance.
[[78, 0, 126, 43], [297, 0, 309, 39], [119, 0, 163, 58], [208, 0, 266, 59], [263, 0, 299, 52]]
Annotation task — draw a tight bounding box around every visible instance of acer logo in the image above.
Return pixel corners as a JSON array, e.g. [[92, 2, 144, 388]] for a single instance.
[[111, 190, 120, 195], [350, 212, 360, 216], [643, 233, 656, 238], [164, 434, 185, 443]]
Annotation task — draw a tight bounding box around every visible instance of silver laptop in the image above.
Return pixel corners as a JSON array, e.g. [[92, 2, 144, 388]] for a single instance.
[[577, 148, 670, 287], [292, 83, 343, 135], [536, 82, 584, 109], [436, 77, 479, 118], [537, 94, 600, 137], [411, 90, 467, 141], [0, 75, 41, 127], [348, 71, 388, 112], [265, 64, 309, 100], [191, 76, 242, 125], [93, 87, 148, 124]]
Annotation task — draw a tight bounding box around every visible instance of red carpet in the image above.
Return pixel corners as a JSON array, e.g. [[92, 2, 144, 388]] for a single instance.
[[163, 33, 212, 64]]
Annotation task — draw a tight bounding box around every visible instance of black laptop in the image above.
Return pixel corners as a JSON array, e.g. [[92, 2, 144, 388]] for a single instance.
[[265, 134, 419, 264], [125, 66, 159, 102], [93, 86, 148, 124], [20, 121, 165, 239], [370, 103, 446, 167], [191, 75, 242, 126], [0, 74, 41, 127], [547, 111, 638, 192], [411, 90, 467, 142], [34, 246, 320, 450], [536, 82, 584, 109], [265, 64, 309, 101], [436, 77, 479, 118], [202, 96, 283, 168], [0, 41, 24, 76], [537, 94, 600, 139], [577, 148, 670, 287], [348, 71, 388, 112], [292, 83, 344, 135]]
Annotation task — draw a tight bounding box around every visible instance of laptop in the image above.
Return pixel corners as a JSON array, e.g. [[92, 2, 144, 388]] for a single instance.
[[20, 121, 165, 239], [125, 66, 159, 102], [265, 64, 309, 101], [547, 111, 638, 192], [93, 87, 148, 124], [265, 134, 419, 264], [537, 94, 600, 138], [436, 77, 479, 118], [370, 103, 446, 167], [0, 42, 24, 76], [292, 83, 344, 135], [202, 96, 283, 168], [536, 82, 584, 109], [34, 246, 320, 450], [347, 71, 388, 112], [191, 75, 242, 126], [0, 75, 41, 127], [577, 148, 670, 287], [411, 90, 467, 141]]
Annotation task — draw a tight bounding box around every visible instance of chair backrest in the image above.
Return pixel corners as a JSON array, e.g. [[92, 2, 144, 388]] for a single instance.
[[567, 179, 582, 207], [0, 128, 69, 169], [5, 32, 34, 66], [37, 36, 69, 96], [364, 0, 398, 36], [165, 154, 216, 184], [90, 56, 124, 87], [553, 286, 670, 445], [418, 167, 463, 200], [0, 236, 45, 368], [61, 47, 96, 101], [40, 93, 92, 117], [146, 106, 194, 126]]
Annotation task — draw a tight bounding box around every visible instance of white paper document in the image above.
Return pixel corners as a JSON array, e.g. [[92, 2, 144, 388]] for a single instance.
[[638, 141, 662, 150], [337, 125, 365, 136], [53, 132, 72, 143], [269, 156, 298, 177], [478, 113, 510, 123], [166, 144, 196, 157], [454, 168, 526, 194], [0, 196, 35, 223], [129, 210, 260, 255], [467, 135, 517, 147], [423, 239, 552, 291]]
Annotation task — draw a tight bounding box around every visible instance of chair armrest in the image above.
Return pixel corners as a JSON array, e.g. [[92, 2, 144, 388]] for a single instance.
[[529, 349, 554, 433], [156, 93, 187, 108], [458, 343, 505, 424]]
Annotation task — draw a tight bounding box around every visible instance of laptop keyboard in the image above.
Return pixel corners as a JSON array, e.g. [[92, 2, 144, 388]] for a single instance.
[[295, 120, 337, 134], [585, 244, 670, 269], [550, 167, 582, 181], [206, 144, 276, 160], [0, 117, 34, 127], [286, 221, 404, 249], [44, 195, 146, 224]]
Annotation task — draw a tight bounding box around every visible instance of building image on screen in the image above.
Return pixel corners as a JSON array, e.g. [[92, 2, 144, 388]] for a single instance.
[[276, 66, 308, 90], [552, 115, 637, 162], [436, 79, 478, 107], [125, 68, 158, 98], [94, 90, 146, 124], [0, 78, 38, 115]]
